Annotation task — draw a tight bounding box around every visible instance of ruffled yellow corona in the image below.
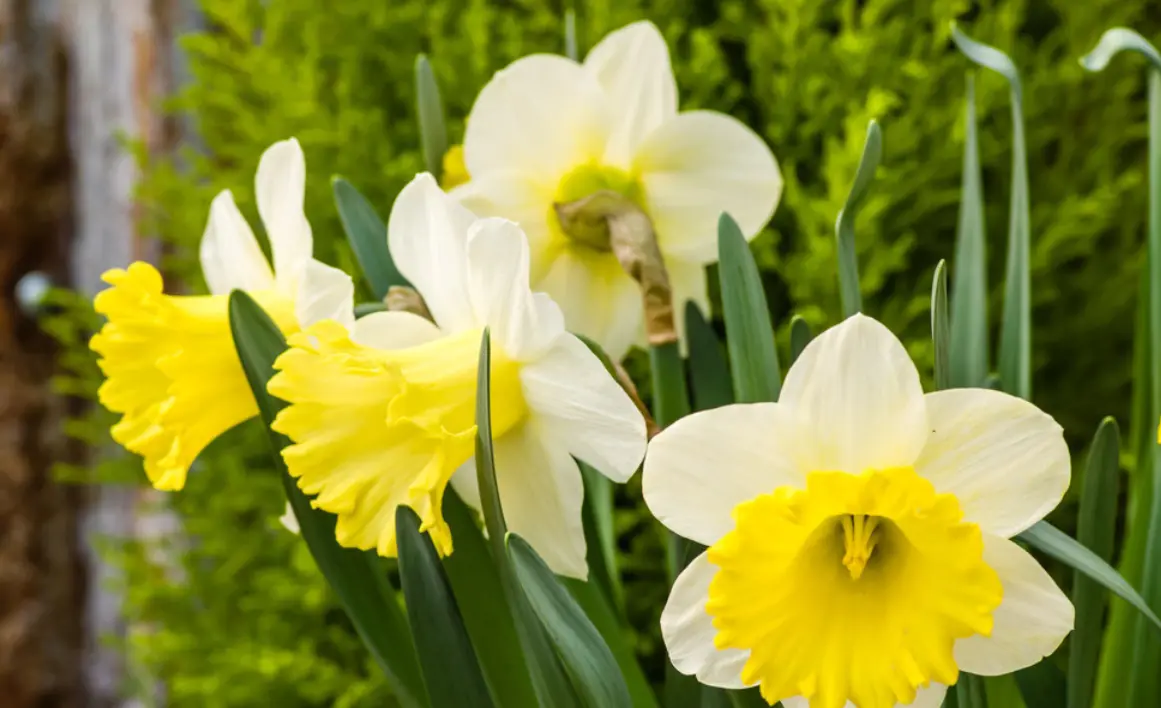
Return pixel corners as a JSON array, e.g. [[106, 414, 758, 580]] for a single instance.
[[269, 321, 527, 556], [91, 262, 295, 490]]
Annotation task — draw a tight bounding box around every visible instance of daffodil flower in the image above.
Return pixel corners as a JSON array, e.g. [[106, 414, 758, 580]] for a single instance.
[[451, 21, 782, 358], [91, 139, 354, 491], [644, 314, 1073, 708], [267, 174, 646, 578]]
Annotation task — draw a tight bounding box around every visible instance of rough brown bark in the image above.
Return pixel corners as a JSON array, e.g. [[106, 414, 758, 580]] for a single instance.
[[0, 1, 87, 706]]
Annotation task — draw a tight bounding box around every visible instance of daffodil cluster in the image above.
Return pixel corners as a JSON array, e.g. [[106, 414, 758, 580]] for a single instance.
[[88, 19, 1080, 708]]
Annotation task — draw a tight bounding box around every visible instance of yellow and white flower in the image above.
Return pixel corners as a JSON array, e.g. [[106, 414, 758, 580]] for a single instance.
[[268, 174, 646, 578], [91, 138, 354, 491], [451, 21, 781, 358], [644, 314, 1073, 708]]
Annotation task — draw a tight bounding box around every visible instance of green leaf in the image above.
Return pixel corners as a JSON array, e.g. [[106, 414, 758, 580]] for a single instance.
[[685, 302, 734, 411], [649, 340, 694, 586], [834, 120, 881, 319], [1019, 520, 1161, 633], [564, 9, 579, 61], [1129, 65, 1161, 708], [931, 260, 950, 391], [395, 506, 495, 708], [355, 302, 387, 318], [333, 177, 408, 299], [1015, 659, 1066, 708], [951, 23, 1030, 400], [957, 673, 989, 708], [949, 73, 989, 389], [415, 54, 448, 180], [1069, 418, 1120, 708], [1080, 28, 1161, 73], [226, 290, 427, 708], [564, 579, 659, 708], [789, 315, 813, 366], [719, 212, 781, 403], [440, 491, 539, 708], [579, 461, 624, 615], [508, 534, 632, 708], [474, 329, 579, 707]]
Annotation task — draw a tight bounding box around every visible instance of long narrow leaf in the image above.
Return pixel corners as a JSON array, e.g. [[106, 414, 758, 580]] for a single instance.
[[957, 674, 988, 708], [580, 461, 623, 614], [509, 534, 632, 708], [1019, 521, 1161, 632], [932, 260, 950, 391], [834, 120, 882, 319], [333, 177, 409, 298], [564, 9, 579, 61], [1016, 660, 1065, 708], [474, 329, 579, 707], [227, 291, 427, 708], [1069, 418, 1121, 708], [441, 491, 539, 708], [415, 54, 448, 180], [719, 212, 781, 403], [950, 23, 1030, 400], [789, 315, 813, 366], [396, 506, 494, 708], [565, 578, 659, 708], [685, 302, 734, 411], [949, 73, 989, 388]]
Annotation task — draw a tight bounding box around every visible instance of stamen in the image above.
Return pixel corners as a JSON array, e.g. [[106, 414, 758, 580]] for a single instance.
[[840, 514, 881, 580]]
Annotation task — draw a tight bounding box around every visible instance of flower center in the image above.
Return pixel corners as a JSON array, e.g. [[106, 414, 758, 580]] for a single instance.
[[551, 162, 645, 252], [269, 321, 528, 558], [91, 262, 297, 491], [706, 467, 1003, 708], [441, 144, 470, 190]]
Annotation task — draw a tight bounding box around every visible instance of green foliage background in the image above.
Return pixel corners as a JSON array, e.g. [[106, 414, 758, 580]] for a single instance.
[[62, 0, 1161, 704]]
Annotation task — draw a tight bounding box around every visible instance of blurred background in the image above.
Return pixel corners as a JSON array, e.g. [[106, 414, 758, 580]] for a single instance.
[[3, 0, 1160, 706]]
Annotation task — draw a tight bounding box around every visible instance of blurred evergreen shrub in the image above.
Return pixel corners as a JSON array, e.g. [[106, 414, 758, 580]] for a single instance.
[[68, 0, 1160, 703]]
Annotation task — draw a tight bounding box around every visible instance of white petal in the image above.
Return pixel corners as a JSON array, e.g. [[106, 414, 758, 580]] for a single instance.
[[667, 257, 710, 354], [451, 174, 557, 279], [583, 21, 677, 167], [644, 403, 808, 546], [779, 314, 928, 474], [465, 218, 566, 360], [954, 535, 1074, 675], [279, 502, 300, 534], [661, 552, 751, 689], [492, 420, 588, 579], [521, 335, 646, 483], [916, 389, 1070, 537], [199, 190, 275, 295], [255, 138, 313, 288], [463, 54, 610, 181], [295, 259, 355, 329], [635, 111, 781, 264], [780, 684, 947, 708], [536, 248, 643, 360], [350, 311, 442, 350], [386, 173, 478, 332]]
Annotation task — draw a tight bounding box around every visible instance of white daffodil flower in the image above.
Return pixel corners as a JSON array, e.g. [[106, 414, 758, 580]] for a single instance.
[[91, 138, 354, 491], [644, 314, 1074, 708], [268, 173, 647, 578], [451, 20, 782, 359]]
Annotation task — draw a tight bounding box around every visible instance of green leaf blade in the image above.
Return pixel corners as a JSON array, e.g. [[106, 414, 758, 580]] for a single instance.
[[1080, 28, 1161, 73], [685, 302, 734, 411], [415, 54, 448, 180], [227, 290, 427, 708], [833, 120, 881, 319], [719, 212, 781, 403], [789, 315, 813, 367], [333, 177, 409, 299], [931, 260, 950, 391], [396, 506, 494, 708]]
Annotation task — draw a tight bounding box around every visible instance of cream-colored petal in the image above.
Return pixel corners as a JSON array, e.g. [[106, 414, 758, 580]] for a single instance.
[[661, 553, 751, 689], [255, 138, 313, 289], [465, 218, 566, 360], [635, 110, 781, 265], [492, 419, 588, 579], [779, 683, 948, 708], [386, 173, 478, 332], [350, 311, 442, 350], [279, 502, 300, 534], [583, 21, 677, 167], [295, 259, 354, 329], [536, 247, 643, 360], [199, 190, 275, 295], [954, 535, 1074, 675], [779, 314, 928, 474], [917, 389, 1070, 537], [644, 402, 808, 546], [462, 54, 610, 181], [520, 335, 646, 483], [667, 256, 710, 354]]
